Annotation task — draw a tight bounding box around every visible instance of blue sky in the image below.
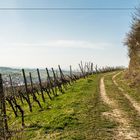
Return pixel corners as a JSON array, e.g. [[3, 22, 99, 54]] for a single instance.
[[0, 0, 140, 69]]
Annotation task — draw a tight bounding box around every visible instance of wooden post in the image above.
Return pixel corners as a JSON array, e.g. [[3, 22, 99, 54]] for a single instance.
[[79, 63, 85, 78], [29, 72, 34, 96], [29, 72, 42, 109], [46, 68, 51, 83], [51, 68, 58, 93], [9, 75, 18, 117], [84, 62, 87, 74], [69, 65, 74, 82], [87, 62, 91, 74], [52, 68, 64, 94], [58, 65, 65, 80], [46, 68, 57, 96], [37, 69, 45, 102], [22, 69, 32, 112], [70, 65, 72, 77], [0, 74, 4, 139], [0, 74, 8, 139], [91, 63, 94, 74], [95, 65, 98, 73], [52, 68, 57, 81], [9, 75, 15, 96]]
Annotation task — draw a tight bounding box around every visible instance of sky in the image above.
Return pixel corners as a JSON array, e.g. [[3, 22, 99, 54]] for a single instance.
[[0, 0, 140, 69]]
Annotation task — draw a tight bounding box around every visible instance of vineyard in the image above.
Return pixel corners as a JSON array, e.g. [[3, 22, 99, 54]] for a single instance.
[[0, 1, 139, 139], [0, 61, 122, 140]]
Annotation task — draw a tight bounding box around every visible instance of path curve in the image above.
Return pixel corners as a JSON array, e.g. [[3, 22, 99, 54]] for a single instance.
[[100, 76, 139, 140], [112, 72, 140, 115]]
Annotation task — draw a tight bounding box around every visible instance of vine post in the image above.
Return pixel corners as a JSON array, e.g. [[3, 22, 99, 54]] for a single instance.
[[0, 74, 8, 139]]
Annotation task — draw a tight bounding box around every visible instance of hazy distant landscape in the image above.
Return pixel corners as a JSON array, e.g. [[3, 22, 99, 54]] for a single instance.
[[0, 67, 72, 85], [1, 0, 140, 140]]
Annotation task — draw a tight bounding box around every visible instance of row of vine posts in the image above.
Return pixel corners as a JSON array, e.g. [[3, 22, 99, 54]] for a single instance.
[[0, 62, 121, 140]]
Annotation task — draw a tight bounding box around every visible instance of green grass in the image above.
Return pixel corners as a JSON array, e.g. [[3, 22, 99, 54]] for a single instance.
[[104, 73, 140, 130], [115, 71, 140, 103], [6, 74, 117, 140]]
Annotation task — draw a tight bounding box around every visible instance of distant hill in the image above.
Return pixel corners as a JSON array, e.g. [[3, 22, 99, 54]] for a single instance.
[[0, 67, 21, 74], [0, 67, 71, 84]]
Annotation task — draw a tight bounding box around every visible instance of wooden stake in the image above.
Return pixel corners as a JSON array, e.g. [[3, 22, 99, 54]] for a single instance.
[[37, 69, 45, 102], [29, 72, 42, 109], [22, 69, 32, 112], [0, 74, 8, 138]]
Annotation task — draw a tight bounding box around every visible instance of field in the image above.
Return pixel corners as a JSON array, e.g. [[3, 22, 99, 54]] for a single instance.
[[4, 72, 116, 140], [1, 70, 140, 140]]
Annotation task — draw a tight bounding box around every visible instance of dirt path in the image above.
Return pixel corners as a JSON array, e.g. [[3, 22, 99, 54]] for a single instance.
[[100, 76, 139, 140], [112, 72, 140, 116]]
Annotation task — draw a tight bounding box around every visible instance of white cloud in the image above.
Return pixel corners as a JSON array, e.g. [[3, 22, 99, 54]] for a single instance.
[[1, 40, 113, 50]]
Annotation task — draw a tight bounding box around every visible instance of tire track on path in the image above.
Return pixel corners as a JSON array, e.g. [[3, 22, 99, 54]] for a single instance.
[[112, 72, 140, 116], [100, 76, 139, 140]]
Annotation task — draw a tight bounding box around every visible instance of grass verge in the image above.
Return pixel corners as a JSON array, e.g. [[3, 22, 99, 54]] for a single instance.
[[115, 71, 140, 103], [8, 74, 117, 140], [104, 73, 140, 130]]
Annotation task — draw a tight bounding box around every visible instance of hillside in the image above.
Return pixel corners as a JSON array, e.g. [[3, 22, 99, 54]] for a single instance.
[[8, 73, 117, 140], [5, 71, 140, 140], [0, 1, 140, 140]]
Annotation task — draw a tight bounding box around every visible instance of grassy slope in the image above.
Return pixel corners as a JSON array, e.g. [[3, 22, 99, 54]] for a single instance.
[[9, 74, 117, 140], [115, 71, 140, 103], [104, 73, 140, 130]]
